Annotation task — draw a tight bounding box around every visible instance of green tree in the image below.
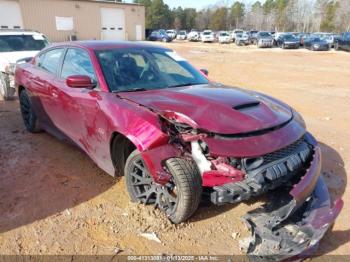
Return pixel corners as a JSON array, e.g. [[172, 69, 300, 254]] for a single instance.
[[252, 1, 263, 12], [147, 0, 172, 29], [183, 8, 197, 30], [320, 0, 338, 32], [230, 1, 245, 29], [275, 0, 289, 31], [263, 0, 276, 14], [210, 7, 228, 31]]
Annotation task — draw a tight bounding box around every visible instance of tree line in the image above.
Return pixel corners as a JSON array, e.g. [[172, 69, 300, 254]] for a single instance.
[[133, 0, 350, 33]]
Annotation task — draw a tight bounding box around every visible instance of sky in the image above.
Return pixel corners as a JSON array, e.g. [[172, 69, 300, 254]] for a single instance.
[[163, 0, 259, 10]]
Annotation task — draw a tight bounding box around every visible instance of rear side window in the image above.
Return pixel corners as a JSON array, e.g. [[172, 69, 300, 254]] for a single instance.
[[0, 35, 49, 52], [61, 48, 96, 81], [37, 48, 64, 74]]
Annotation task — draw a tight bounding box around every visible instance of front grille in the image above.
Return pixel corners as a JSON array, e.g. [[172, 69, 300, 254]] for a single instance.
[[261, 136, 306, 165], [211, 136, 314, 205], [242, 135, 313, 182]]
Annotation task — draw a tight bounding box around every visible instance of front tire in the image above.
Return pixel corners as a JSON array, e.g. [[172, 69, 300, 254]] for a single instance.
[[0, 73, 15, 101], [335, 42, 339, 51], [19, 89, 41, 133], [125, 150, 202, 224]]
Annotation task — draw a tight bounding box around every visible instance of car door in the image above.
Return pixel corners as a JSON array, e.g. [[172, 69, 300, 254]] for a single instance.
[[345, 33, 350, 51], [48, 47, 104, 155], [28, 48, 65, 130]]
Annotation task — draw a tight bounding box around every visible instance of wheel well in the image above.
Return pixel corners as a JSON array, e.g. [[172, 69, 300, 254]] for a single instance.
[[18, 85, 25, 96], [110, 132, 136, 176]]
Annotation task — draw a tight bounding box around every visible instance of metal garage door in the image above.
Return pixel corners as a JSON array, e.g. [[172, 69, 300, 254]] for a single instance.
[[0, 0, 23, 29], [100, 8, 125, 41]]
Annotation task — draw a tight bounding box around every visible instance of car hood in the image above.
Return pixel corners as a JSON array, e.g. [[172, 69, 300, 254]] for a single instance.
[[313, 41, 328, 45], [284, 40, 299, 44], [259, 37, 273, 40], [118, 84, 293, 135], [0, 51, 38, 71]]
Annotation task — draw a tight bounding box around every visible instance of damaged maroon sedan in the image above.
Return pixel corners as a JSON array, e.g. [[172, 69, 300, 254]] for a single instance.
[[15, 41, 342, 260]]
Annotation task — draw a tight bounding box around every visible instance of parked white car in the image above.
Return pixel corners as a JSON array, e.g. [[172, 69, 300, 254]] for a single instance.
[[187, 30, 200, 41], [176, 30, 187, 40], [0, 30, 49, 100], [166, 29, 177, 39], [235, 32, 250, 45], [201, 30, 215, 43], [218, 31, 231, 44], [232, 29, 244, 41]]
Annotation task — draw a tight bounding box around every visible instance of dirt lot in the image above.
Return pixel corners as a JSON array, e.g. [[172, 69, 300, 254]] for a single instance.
[[0, 42, 349, 256]]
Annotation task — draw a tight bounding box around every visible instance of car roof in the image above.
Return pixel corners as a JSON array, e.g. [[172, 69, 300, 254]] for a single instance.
[[0, 30, 44, 36], [49, 40, 172, 51]]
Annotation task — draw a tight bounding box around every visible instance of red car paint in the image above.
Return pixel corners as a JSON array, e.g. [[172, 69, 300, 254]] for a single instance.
[[118, 86, 293, 135]]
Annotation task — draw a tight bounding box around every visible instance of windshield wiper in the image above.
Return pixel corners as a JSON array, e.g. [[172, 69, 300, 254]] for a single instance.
[[167, 83, 200, 88], [113, 88, 147, 93]]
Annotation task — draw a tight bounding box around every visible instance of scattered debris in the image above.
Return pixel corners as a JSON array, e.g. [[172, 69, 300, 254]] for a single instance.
[[139, 232, 162, 243], [114, 246, 122, 254], [231, 232, 240, 240]]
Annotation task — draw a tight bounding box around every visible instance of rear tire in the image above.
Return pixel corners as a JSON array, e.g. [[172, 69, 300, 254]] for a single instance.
[[0, 73, 15, 101], [335, 42, 339, 51], [125, 150, 202, 224], [19, 89, 41, 133]]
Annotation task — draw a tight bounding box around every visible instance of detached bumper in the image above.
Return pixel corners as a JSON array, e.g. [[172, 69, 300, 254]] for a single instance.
[[238, 146, 343, 260], [242, 176, 343, 261]]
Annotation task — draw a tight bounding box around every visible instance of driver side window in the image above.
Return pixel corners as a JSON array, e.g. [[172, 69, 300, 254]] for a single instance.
[[61, 48, 96, 82]]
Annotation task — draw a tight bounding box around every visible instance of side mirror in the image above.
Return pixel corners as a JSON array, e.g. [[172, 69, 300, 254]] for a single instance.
[[66, 75, 96, 89], [16, 57, 33, 64], [200, 69, 209, 76]]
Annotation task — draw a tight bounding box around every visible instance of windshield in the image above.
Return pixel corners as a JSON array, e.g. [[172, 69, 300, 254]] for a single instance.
[[259, 32, 271, 37], [220, 32, 229, 36], [203, 31, 212, 35], [284, 35, 296, 40], [0, 35, 49, 52], [96, 49, 209, 92]]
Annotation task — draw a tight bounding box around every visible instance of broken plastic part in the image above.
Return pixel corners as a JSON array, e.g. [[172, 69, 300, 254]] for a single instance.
[[241, 176, 343, 261], [191, 141, 212, 174]]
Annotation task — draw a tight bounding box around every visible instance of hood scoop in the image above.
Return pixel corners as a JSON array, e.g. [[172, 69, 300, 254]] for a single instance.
[[233, 101, 261, 111]]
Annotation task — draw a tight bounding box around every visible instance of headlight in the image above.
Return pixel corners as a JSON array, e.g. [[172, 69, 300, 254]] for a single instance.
[[161, 111, 198, 128], [293, 109, 306, 129]]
